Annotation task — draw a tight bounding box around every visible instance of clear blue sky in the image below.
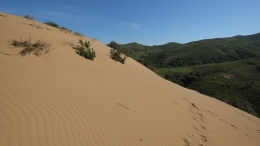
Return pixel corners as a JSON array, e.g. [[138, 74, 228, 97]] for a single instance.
[[1, 0, 260, 46]]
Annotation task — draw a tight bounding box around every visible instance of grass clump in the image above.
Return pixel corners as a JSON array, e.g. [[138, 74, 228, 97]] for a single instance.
[[44, 21, 59, 28], [108, 41, 130, 64], [74, 39, 96, 60], [74, 31, 85, 37], [60, 27, 72, 33], [24, 14, 34, 20], [11, 38, 51, 56], [0, 13, 7, 17]]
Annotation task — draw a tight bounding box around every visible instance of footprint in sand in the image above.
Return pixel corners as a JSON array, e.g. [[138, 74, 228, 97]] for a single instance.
[[200, 124, 207, 131], [173, 100, 179, 105], [116, 103, 136, 112], [230, 124, 238, 129], [186, 133, 195, 139], [181, 138, 190, 146], [116, 103, 130, 110], [205, 110, 218, 117], [200, 134, 208, 143], [192, 116, 199, 121], [191, 103, 199, 110], [220, 118, 228, 124], [192, 126, 199, 131]]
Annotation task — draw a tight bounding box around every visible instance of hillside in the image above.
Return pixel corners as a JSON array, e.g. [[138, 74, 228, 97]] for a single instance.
[[124, 33, 260, 67], [156, 58, 260, 117], [123, 33, 260, 117], [1, 12, 260, 146]]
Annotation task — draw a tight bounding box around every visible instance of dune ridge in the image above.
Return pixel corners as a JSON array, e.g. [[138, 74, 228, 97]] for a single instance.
[[1, 12, 260, 146]]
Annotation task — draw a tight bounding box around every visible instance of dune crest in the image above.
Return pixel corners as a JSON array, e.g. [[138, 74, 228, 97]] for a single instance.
[[1, 12, 260, 146]]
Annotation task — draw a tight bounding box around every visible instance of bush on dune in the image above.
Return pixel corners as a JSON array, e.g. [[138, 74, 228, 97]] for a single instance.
[[107, 41, 130, 64], [24, 14, 34, 20], [74, 31, 85, 37], [44, 21, 59, 28], [74, 39, 96, 60], [60, 27, 72, 33], [11, 38, 51, 56]]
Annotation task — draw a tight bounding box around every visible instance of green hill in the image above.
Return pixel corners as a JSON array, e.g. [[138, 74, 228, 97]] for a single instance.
[[121, 33, 260, 117], [123, 33, 260, 69], [156, 58, 260, 117], [122, 42, 150, 51]]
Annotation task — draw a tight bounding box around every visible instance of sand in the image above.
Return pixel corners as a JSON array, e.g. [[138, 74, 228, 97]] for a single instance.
[[0, 12, 260, 146]]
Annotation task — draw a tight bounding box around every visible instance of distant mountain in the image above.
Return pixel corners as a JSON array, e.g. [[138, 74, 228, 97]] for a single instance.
[[123, 33, 260, 67], [122, 42, 150, 52]]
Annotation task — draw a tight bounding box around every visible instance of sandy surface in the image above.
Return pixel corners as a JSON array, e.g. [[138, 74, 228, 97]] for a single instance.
[[1, 12, 260, 146]]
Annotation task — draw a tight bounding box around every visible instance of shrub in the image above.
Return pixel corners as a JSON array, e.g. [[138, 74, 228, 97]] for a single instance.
[[60, 26, 68, 30], [0, 14, 7, 17], [60, 27, 72, 33], [44, 21, 59, 28], [24, 14, 34, 20], [107, 41, 129, 64], [11, 38, 51, 56], [75, 39, 96, 60], [74, 31, 85, 37], [110, 47, 126, 64]]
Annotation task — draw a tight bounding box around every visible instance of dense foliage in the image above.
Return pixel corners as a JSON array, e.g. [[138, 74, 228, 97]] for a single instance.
[[158, 58, 260, 117], [123, 33, 260, 69]]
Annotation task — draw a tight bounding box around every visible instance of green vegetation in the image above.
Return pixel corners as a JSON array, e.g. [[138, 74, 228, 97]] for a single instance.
[[74, 31, 85, 37], [159, 58, 260, 117], [122, 42, 149, 51], [123, 33, 260, 70], [60, 27, 72, 33], [24, 14, 34, 20], [44, 21, 59, 28], [74, 39, 96, 60], [123, 33, 260, 117], [11, 38, 51, 56], [0, 13, 7, 17], [44, 21, 84, 36], [108, 41, 130, 64], [155, 67, 192, 75]]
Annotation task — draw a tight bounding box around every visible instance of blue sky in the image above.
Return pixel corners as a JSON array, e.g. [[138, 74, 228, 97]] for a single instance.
[[1, 0, 260, 46]]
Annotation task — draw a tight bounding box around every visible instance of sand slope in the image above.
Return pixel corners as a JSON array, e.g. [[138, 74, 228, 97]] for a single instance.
[[0, 12, 260, 146]]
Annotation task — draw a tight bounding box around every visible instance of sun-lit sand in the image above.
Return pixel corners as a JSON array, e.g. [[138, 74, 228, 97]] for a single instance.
[[1, 12, 260, 146]]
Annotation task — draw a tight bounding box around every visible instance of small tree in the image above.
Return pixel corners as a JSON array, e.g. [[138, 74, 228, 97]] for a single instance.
[[76, 39, 96, 60], [107, 41, 129, 64]]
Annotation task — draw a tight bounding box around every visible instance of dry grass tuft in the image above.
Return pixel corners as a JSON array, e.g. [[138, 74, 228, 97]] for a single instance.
[[24, 14, 35, 20], [11, 38, 52, 56], [74, 31, 85, 37]]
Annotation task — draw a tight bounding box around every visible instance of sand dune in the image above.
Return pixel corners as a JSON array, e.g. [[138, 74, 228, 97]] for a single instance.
[[0, 12, 260, 146]]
